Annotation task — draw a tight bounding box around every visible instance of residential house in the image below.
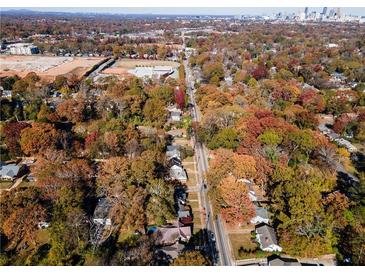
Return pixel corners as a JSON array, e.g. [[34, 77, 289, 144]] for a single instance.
[[169, 165, 188, 182], [157, 242, 185, 261], [255, 223, 282, 252], [251, 206, 270, 225], [166, 145, 181, 160], [167, 105, 183, 122], [93, 198, 112, 226], [155, 225, 192, 246], [268, 256, 301, 266], [0, 163, 25, 180]]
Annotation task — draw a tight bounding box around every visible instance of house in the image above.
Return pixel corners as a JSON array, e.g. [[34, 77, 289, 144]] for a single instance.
[[255, 224, 282, 252], [268, 256, 301, 266], [178, 210, 190, 219], [171, 111, 182, 122], [155, 225, 192, 246], [168, 156, 182, 167], [166, 128, 186, 138], [93, 198, 112, 226], [167, 105, 182, 122], [169, 165, 188, 182], [158, 242, 185, 260], [0, 87, 12, 98], [179, 216, 193, 226], [251, 206, 270, 224], [38, 222, 50, 229], [166, 145, 181, 160], [248, 190, 257, 201], [0, 163, 25, 180]]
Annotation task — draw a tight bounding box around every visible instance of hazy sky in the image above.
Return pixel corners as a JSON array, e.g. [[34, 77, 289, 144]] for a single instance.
[[2, 7, 365, 16]]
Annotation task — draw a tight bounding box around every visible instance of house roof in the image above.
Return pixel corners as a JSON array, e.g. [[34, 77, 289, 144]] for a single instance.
[[166, 145, 179, 152], [178, 210, 190, 218], [0, 163, 21, 179], [93, 198, 112, 220], [268, 257, 301, 266], [156, 225, 191, 245], [255, 207, 269, 220], [256, 224, 279, 249], [170, 165, 187, 180]]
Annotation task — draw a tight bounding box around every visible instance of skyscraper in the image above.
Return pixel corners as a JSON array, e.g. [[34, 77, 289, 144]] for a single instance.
[[322, 7, 327, 16], [304, 7, 309, 18]]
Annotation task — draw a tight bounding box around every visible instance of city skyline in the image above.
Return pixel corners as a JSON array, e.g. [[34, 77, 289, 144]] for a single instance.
[[2, 7, 365, 16]]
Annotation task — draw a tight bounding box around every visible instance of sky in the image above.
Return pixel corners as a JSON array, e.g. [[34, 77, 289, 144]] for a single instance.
[[2, 7, 365, 16]]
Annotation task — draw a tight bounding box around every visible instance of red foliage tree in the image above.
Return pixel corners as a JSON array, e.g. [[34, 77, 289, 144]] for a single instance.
[[174, 86, 186, 110], [333, 114, 353, 134], [252, 65, 268, 80]]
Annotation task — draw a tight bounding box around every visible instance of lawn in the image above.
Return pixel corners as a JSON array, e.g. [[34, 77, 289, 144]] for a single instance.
[[185, 169, 198, 187], [19, 180, 35, 188], [0, 180, 13, 189], [188, 192, 198, 201], [189, 200, 199, 210], [36, 230, 50, 245], [229, 233, 259, 260]]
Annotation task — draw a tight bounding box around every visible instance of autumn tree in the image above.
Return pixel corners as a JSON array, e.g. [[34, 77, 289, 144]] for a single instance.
[[56, 98, 86, 123], [217, 176, 255, 225], [20, 122, 60, 155], [171, 251, 210, 266], [2, 121, 30, 157]]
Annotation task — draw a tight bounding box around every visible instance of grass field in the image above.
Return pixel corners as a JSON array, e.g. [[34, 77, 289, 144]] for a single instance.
[[0, 180, 14, 189], [229, 233, 259, 260]]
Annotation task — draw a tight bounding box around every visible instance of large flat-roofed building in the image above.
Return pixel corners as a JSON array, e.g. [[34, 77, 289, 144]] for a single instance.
[[128, 66, 175, 79], [7, 43, 39, 55]]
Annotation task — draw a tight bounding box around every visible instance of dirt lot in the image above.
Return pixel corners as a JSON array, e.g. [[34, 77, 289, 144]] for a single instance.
[[0, 55, 106, 80], [102, 58, 179, 76]]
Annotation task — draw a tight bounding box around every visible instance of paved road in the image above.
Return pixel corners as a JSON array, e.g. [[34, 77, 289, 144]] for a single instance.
[[183, 57, 232, 266], [86, 58, 115, 80]]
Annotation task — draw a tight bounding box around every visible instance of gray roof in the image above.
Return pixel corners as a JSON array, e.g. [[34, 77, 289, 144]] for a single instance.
[[269, 257, 301, 266], [178, 210, 190, 218], [255, 207, 269, 219], [169, 165, 187, 181], [0, 163, 21, 179], [93, 198, 112, 219], [256, 224, 279, 249]]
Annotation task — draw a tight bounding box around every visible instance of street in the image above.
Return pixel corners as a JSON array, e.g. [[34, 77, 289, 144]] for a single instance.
[[183, 55, 232, 266]]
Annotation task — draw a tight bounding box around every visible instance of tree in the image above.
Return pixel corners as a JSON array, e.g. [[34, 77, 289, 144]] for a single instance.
[[171, 251, 210, 266], [20, 122, 60, 156], [208, 128, 239, 150], [252, 65, 268, 80], [174, 86, 186, 110], [0, 187, 46, 250], [232, 154, 257, 180], [54, 75, 68, 90], [146, 179, 175, 225], [3, 121, 30, 157], [217, 176, 255, 225], [143, 98, 167, 127], [258, 129, 283, 146], [56, 99, 86, 123]]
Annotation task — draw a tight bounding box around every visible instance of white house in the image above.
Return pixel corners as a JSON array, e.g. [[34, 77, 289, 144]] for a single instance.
[[169, 165, 187, 182], [255, 224, 282, 252], [251, 206, 270, 224], [166, 145, 181, 160]]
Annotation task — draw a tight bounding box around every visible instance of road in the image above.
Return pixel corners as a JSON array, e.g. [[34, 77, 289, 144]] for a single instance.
[[86, 57, 115, 80], [183, 57, 232, 266]]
